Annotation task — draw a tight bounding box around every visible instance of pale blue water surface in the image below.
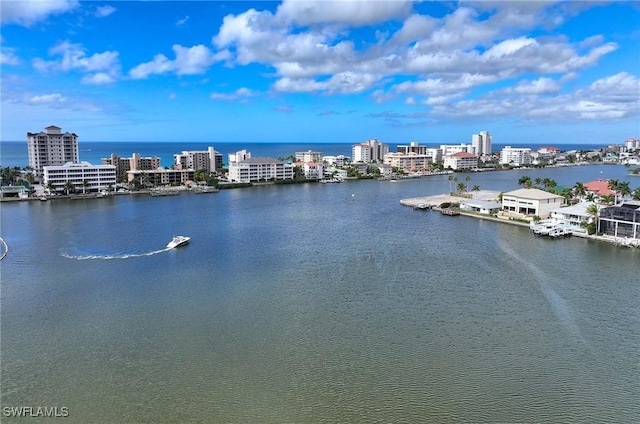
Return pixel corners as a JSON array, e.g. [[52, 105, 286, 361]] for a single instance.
[[1, 165, 638, 423]]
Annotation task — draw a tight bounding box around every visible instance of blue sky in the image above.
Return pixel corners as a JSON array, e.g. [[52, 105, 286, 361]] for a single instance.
[[1, 0, 639, 145]]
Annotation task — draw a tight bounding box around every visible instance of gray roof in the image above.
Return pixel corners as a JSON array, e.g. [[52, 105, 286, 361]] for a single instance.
[[504, 188, 563, 200], [460, 199, 502, 209], [239, 157, 284, 164]]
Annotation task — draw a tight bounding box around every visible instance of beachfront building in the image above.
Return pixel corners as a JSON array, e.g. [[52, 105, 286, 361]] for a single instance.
[[352, 138, 389, 163], [383, 152, 433, 172], [443, 152, 478, 170], [295, 150, 324, 163], [173, 146, 222, 172], [625, 138, 640, 151], [501, 188, 564, 219], [439, 143, 473, 157], [228, 149, 251, 164], [102, 153, 161, 181], [471, 131, 492, 156], [599, 201, 640, 239], [27, 125, 79, 178], [323, 155, 349, 167], [296, 162, 324, 179], [126, 168, 195, 186], [397, 141, 428, 155], [228, 157, 294, 183], [500, 146, 532, 166], [43, 161, 116, 193]]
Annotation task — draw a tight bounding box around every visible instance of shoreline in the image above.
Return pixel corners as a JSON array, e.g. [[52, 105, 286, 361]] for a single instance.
[[400, 192, 640, 248]]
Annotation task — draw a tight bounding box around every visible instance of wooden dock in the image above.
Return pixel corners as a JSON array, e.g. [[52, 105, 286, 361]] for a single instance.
[[440, 208, 460, 216]]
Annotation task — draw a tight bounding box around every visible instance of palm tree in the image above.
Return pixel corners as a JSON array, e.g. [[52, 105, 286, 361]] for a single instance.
[[633, 187, 640, 201], [617, 181, 631, 201], [64, 181, 75, 195], [456, 182, 465, 194], [82, 179, 89, 194], [448, 175, 454, 194], [464, 176, 471, 192], [608, 179, 619, 204], [46, 181, 56, 194], [542, 178, 557, 191], [600, 194, 614, 205], [518, 175, 532, 188], [573, 182, 587, 201], [534, 177, 542, 188], [586, 204, 600, 234], [472, 185, 480, 191], [585, 192, 596, 202]]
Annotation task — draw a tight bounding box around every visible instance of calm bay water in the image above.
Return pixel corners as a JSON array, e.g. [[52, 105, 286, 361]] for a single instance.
[[1, 164, 639, 423]]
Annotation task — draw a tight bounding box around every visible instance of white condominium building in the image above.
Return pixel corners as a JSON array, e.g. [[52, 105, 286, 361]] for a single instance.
[[228, 157, 294, 183], [27, 125, 79, 177], [296, 162, 324, 179], [174, 146, 221, 172], [43, 161, 116, 193], [295, 150, 324, 163], [228, 149, 251, 164], [500, 146, 532, 166], [443, 152, 479, 170], [352, 138, 389, 163], [397, 141, 428, 155], [472, 131, 492, 156], [439, 143, 473, 157]]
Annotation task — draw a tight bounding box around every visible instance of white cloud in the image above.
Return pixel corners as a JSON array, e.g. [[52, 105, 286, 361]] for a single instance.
[[176, 16, 189, 26], [0, 49, 21, 66], [32, 41, 121, 85], [28, 93, 67, 105], [275, 0, 413, 27], [129, 44, 227, 79], [210, 87, 257, 101], [1, 0, 79, 26], [95, 5, 116, 18], [510, 77, 561, 95]]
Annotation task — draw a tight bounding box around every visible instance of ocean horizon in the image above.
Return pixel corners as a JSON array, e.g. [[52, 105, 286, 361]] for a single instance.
[[1, 141, 617, 169]]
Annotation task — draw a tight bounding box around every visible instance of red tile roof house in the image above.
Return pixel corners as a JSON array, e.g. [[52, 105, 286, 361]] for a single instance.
[[584, 179, 615, 197]]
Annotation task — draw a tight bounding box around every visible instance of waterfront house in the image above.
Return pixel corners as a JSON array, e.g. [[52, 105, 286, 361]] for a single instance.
[[549, 202, 596, 229], [127, 167, 195, 186], [295, 162, 324, 179], [584, 179, 615, 202], [599, 201, 640, 239], [384, 152, 434, 172], [501, 188, 564, 219], [459, 199, 502, 215]]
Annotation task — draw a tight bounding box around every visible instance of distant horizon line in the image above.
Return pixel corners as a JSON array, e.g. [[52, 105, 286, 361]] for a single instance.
[[1, 140, 616, 146]]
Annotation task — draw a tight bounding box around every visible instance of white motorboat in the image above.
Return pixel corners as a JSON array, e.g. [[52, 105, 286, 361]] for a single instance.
[[167, 235, 190, 249]]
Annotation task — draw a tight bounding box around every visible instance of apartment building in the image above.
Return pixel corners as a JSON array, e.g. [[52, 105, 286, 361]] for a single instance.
[[228, 157, 294, 183], [383, 152, 433, 172], [126, 168, 195, 186], [27, 125, 79, 177], [102, 153, 161, 180], [471, 131, 492, 156], [295, 150, 324, 163], [352, 138, 389, 163], [174, 146, 222, 172], [443, 152, 478, 170], [500, 146, 532, 166], [43, 161, 116, 193], [439, 143, 473, 157]]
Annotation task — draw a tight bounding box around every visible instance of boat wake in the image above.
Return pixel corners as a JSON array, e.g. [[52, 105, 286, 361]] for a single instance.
[[62, 247, 171, 260], [496, 238, 586, 345]]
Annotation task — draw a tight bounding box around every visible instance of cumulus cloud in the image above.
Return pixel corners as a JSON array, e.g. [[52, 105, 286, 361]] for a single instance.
[[32, 41, 121, 85], [275, 0, 413, 27], [1, 0, 79, 26], [1, 49, 21, 66], [211, 0, 618, 103], [129, 44, 229, 79]]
